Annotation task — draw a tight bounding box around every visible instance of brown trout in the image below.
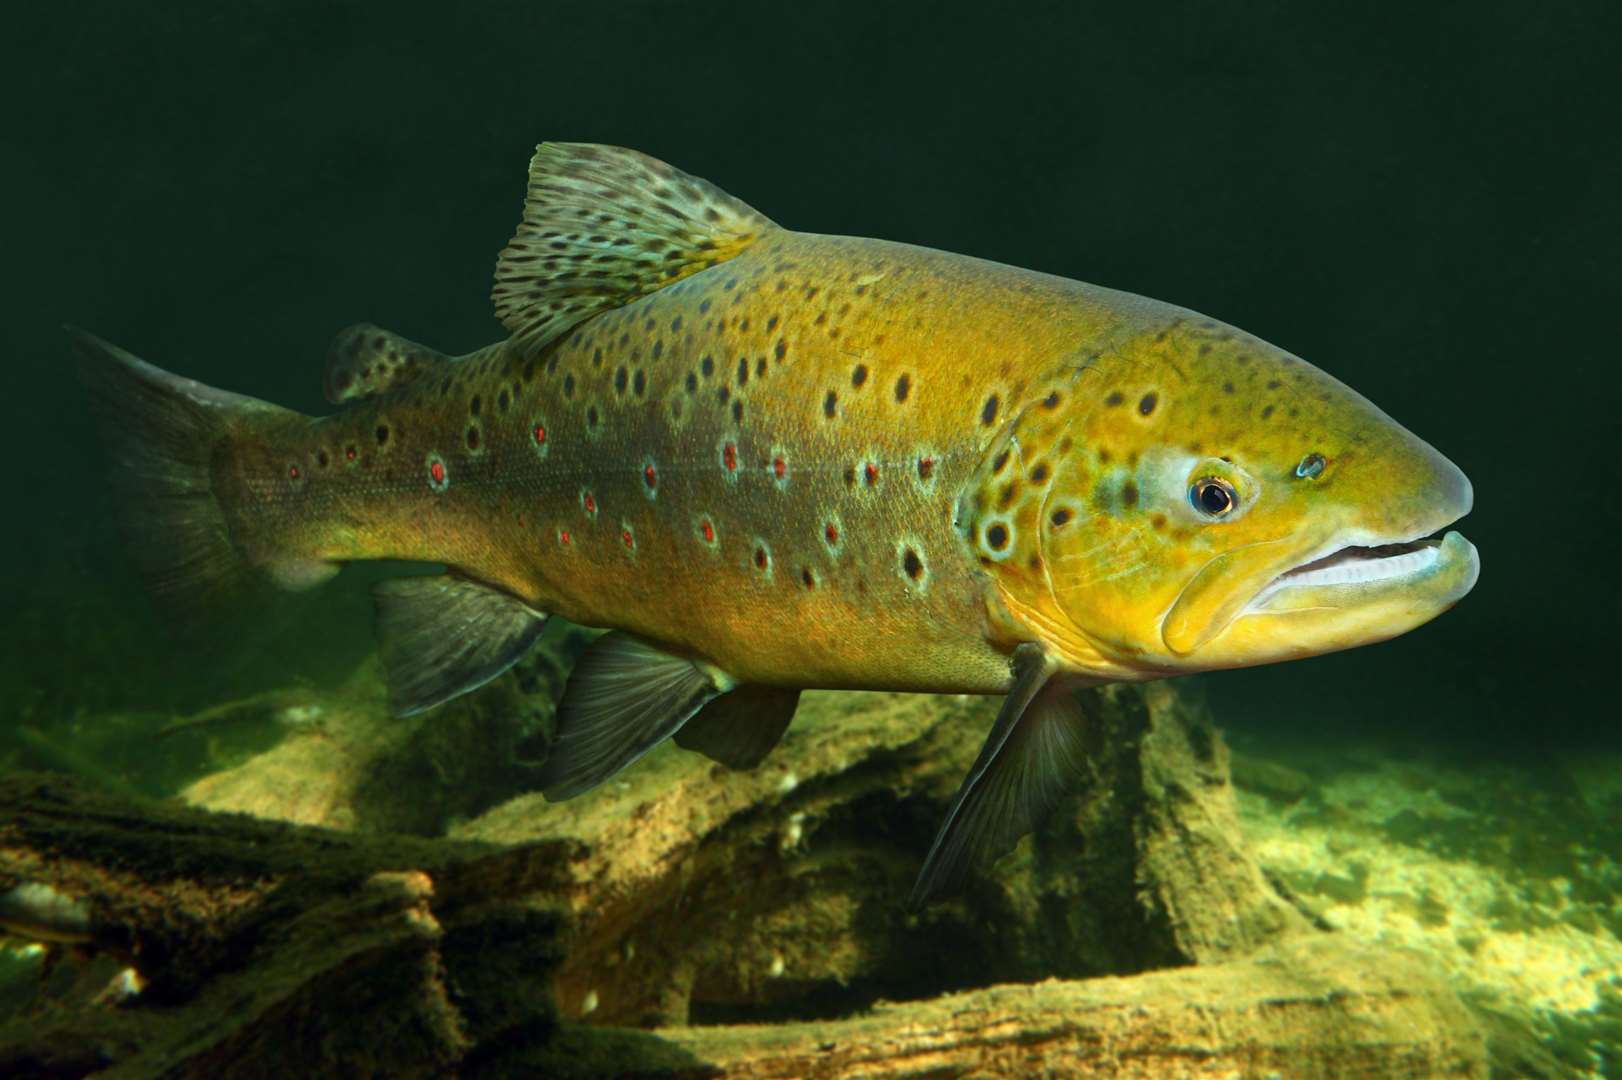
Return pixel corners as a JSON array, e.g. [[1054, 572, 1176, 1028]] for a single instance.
[[73, 143, 1478, 903]]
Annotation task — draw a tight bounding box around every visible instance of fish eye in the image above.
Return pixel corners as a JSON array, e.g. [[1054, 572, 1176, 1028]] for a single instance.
[[1190, 477, 1237, 517]]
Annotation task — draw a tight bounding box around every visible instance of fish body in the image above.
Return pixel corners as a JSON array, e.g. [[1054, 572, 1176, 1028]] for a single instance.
[[75, 144, 1478, 902]]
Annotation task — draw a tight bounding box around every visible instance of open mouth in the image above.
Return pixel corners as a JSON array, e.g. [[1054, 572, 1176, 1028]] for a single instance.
[[1248, 534, 1449, 610], [1275, 538, 1443, 588]]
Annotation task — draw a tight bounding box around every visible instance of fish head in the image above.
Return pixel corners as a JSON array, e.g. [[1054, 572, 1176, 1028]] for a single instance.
[[978, 319, 1478, 678]]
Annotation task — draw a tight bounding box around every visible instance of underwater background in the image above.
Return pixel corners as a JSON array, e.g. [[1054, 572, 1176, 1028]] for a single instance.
[[1, 0, 1619, 1074]]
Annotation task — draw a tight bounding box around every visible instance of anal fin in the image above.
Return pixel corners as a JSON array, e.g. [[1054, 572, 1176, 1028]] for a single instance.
[[910, 644, 1092, 908], [373, 574, 548, 717], [537, 633, 734, 800], [674, 685, 801, 770]]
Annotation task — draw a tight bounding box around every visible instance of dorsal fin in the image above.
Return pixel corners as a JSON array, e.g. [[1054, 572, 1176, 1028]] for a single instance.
[[491, 143, 776, 350], [324, 323, 450, 404]]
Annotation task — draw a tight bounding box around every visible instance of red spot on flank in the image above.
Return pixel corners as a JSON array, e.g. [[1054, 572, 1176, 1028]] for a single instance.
[[288, 465, 300, 480], [345, 447, 357, 461], [644, 464, 657, 488], [754, 547, 768, 569], [584, 493, 597, 514], [533, 425, 547, 444], [701, 520, 715, 543], [559, 529, 571, 545], [918, 456, 936, 480], [723, 443, 738, 471], [429, 460, 446, 485], [773, 456, 786, 479], [864, 462, 879, 486], [622, 529, 634, 548], [825, 522, 839, 544]]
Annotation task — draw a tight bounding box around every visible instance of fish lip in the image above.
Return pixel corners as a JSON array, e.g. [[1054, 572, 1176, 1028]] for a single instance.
[[1243, 518, 1473, 613]]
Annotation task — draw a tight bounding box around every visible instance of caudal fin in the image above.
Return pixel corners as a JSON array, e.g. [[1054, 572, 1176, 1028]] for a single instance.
[[69, 327, 308, 620]]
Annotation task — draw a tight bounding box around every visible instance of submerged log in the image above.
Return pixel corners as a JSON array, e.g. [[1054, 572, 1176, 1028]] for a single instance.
[[0, 676, 1490, 1076]]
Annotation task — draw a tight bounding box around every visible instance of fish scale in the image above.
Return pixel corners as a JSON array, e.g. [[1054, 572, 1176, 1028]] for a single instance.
[[72, 142, 1477, 903]]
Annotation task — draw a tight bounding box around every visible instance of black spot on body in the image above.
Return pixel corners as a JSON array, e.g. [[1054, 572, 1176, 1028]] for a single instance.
[[981, 395, 999, 425], [615, 367, 628, 394], [1050, 508, 1072, 528], [737, 357, 749, 385], [1105, 391, 1124, 407], [902, 548, 923, 580], [470, 395, 482, 416], [701, 355, 714, 377], [634, 370, 646, 396], [986, 523, 1009, 550], [895, 374, 911, 402], [376, 425, 390, 445], [1122, 481, 1139, 507], [1138, 392, 1157, 416], [823, 390, 837, 419], [1030, 463, 1049, 483], [852, 363, 868, 387]]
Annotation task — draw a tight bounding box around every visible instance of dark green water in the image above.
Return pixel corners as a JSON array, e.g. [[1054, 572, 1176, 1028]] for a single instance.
[[5, 1, 1615, 758], [2, 4, 1620, 1071]]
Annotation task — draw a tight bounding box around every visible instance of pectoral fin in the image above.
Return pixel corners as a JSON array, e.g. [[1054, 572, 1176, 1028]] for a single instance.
[[674, 685, 801, 770], [373, 574, 549, 717], [537, 633, 734, 800], [910, 644, 1092, 907]]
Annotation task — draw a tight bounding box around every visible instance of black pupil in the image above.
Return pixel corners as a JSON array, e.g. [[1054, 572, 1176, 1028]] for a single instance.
[[1199, 482, 1232, 514]]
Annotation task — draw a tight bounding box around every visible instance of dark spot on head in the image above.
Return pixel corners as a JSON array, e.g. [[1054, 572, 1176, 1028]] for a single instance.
[[895, 373, 911, 402], [1098, 447, 1112, 464], [1267, 379, 1281, 390], [902, 548, 923, 581], [1050, 508, 1072, 528], [823, 390, 837, 419], [1105, 391, 1124, 407], [1222, 382, 1234, 394], [851, 363, 868, 387], [1043, 392, 1061, 409], [1138, 392, 1157, 416], [1122, 481, 1139, 507], [1029, 463, 1048, 483], [1261, 404, 1275, 420], [1151, 513, 1167, 530], [986, 523, 1009, 550], [701, 355, 715, 377], [981, 394, 999, 426]]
